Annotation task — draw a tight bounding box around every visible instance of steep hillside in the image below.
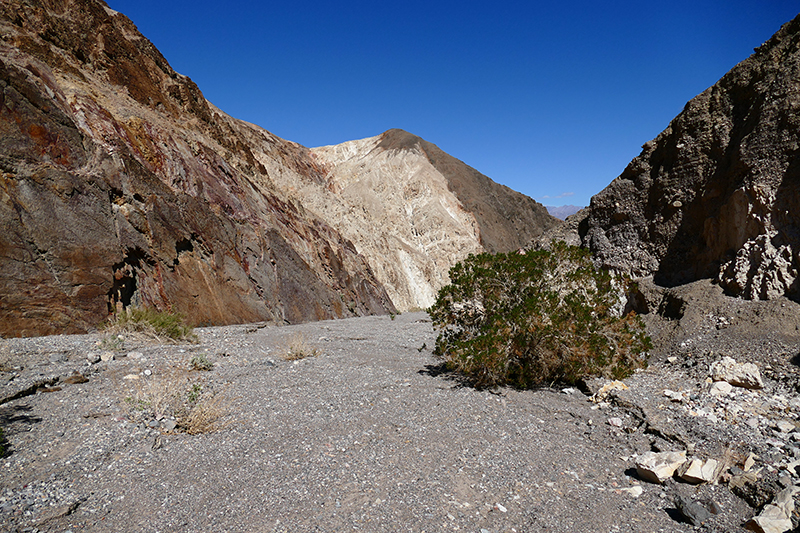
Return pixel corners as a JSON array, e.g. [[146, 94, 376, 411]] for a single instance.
[[0, 0, 555, 336], [304, 129, 558, 310], [0, 0, 397, 336], [580, 14, 800, 300]]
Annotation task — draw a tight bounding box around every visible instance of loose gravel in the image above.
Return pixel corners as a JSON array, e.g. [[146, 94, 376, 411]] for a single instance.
[[0, 306, 797, 532]]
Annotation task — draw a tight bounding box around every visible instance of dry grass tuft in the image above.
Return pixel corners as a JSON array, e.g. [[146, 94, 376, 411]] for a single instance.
[[179, 389, 235, 435], [122, 368, 234, 435], [282, 332, 319, 361]]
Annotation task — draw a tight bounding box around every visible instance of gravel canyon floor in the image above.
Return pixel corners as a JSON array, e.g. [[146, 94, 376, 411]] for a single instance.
[[1, 304, 799, 532]]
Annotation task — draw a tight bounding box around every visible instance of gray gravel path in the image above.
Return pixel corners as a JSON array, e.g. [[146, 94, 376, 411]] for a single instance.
[[0, 312, 763, 532]]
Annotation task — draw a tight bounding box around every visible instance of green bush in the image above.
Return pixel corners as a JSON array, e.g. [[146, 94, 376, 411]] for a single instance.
[[190, 354, 213, 371], [104, 307, 197, 343], [428, 241, 651, 389]]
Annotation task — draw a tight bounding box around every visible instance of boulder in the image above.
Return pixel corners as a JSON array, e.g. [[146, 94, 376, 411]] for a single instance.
[[709, 357, 764, 389], [678, 458, 719, 484], [745, 486, 798, 533], [635, 450, 687, 484]]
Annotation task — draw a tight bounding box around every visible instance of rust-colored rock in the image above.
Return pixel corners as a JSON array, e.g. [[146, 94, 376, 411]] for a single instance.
[[0, 0, 394, 336], [0, 0, 554, 336]]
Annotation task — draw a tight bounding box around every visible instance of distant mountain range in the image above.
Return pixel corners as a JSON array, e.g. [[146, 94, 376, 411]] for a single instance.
[[545, 205, 583, 220]]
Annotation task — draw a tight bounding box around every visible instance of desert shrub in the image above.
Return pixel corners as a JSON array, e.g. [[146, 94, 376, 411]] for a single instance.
[[190, 354, 213, 371], [103, 307, 197, 343], [282, 332, 319, 361], [428, 241, 651, 389]]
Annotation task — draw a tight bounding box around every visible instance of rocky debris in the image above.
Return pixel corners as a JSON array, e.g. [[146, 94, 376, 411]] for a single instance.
[[745, 486, 798, 533], [678, 458, 720, 484], [710, 356, 764, 389], [635, 451, 687, 483], [674, 495, 714, 527], [564, 14, 800, 302]]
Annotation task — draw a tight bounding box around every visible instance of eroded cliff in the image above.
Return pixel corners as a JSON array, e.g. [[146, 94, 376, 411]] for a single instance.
[[580, 14, 800, 301]]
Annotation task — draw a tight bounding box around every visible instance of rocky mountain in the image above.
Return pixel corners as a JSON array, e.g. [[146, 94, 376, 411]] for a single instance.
[[578, 14, 800, 301], [0, 0, 556, 337], [302, 129, 557, 310], [545, 205, 583, 220]]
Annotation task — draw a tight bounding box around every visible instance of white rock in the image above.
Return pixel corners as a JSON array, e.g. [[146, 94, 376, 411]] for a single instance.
[[709, 356, 763, 389], [127, 351, 144, 360], [591, 380, 629, 403], [775, 420, 795, 433], [608, 417, 623, 427], [744, 453, 758, 472], [678, 458, 719, 484], [100, 351, 115, 362], [709, 381, 733, 396], [619, 486, 643, 497], [745, 487, 798, 533], [663, 389, 685, 402], [635, 451, 687, 484]]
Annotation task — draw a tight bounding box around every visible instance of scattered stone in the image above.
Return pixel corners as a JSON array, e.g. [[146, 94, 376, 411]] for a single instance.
[[675, 495, 713, 526], [608, 417, 623, 427], [709, 381, 733, 396], [86, 352, 101, 364], [100, 351, 115, 362], [494, 503, 507, 513], [591, 380, 629, 402], [619, 486, 643, 497], [123, 374, 140, 380], [663, 389, 685, 402], [127, 351, 144, 360], [745, 486, 798, 533], [709, 356, 764, 389], [48, 353, 67, 363], [635, 450, 687, 484], [775, 420, 795, 433], [147, 419, 160, 428], [678, 458, 719, 484], [161, 419, 177, 431]]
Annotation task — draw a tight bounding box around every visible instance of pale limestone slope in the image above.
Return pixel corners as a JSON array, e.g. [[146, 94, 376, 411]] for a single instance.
[[263, 133, 484, 311]]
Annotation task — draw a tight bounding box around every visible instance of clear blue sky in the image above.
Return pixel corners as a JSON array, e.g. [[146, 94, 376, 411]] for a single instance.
[[106, 1, 798, 207]]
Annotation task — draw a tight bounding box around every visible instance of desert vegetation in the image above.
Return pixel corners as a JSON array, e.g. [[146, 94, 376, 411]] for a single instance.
[[122, 368, 233, 435], [102, 307, 198, 344], [281, 332, 320, 361], [428, 241, 651, 389]]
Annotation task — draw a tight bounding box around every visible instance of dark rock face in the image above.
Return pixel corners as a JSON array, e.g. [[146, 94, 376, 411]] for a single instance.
[[580, 15, 800, 300], [0, 0, 396, 336]]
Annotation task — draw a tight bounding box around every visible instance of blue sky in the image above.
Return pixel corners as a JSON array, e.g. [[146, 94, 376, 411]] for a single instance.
[[106, 1, 798, 207]]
